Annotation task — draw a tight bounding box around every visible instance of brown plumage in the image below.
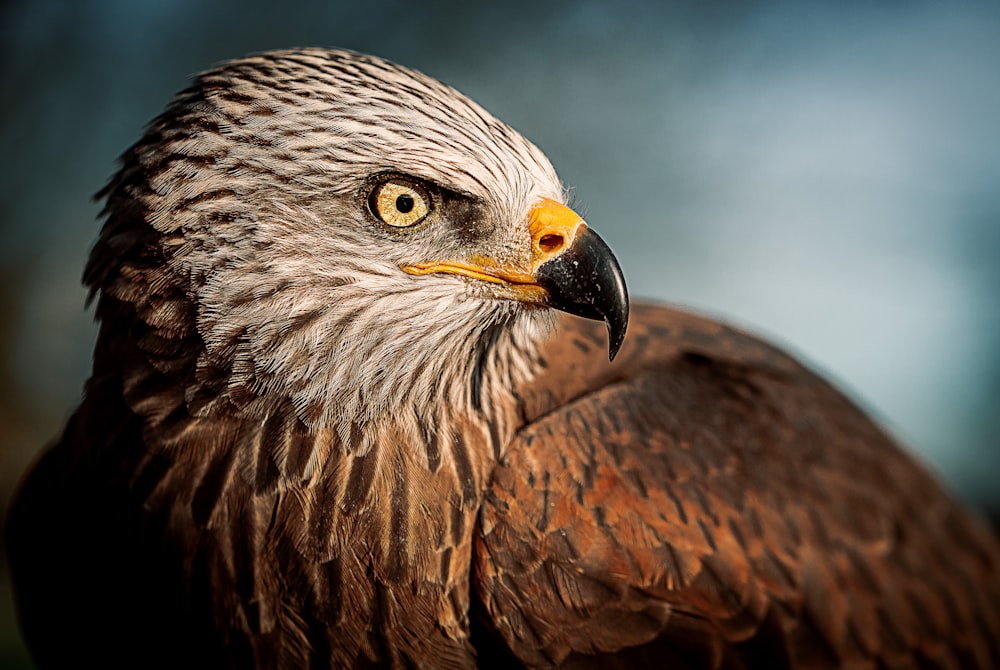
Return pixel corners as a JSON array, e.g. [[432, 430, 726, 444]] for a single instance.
[[6, 48, 1000, 669]]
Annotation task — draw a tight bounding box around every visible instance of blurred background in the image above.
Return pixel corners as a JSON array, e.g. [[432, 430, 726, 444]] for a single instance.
[[2, 0, 999, 665]]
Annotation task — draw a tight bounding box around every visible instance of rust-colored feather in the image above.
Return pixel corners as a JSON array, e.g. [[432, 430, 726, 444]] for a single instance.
[[474, 305, 1000, 668], [7, 49, 1000, 670]]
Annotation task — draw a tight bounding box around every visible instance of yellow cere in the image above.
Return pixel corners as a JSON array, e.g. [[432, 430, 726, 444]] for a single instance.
[[372, 180, 430, 227], [527, 197, 584, 263]]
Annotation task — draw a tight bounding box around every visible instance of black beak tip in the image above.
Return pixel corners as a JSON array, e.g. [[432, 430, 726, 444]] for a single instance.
[[607, 301, 628, 362], [603, 253, 629, 362]]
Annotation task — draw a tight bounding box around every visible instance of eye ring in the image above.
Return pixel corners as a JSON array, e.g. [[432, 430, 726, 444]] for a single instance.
[[368, 179, 431, 228]]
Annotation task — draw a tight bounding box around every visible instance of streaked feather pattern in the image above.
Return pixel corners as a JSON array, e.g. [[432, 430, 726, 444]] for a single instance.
[[6, 48, 1000, 670]]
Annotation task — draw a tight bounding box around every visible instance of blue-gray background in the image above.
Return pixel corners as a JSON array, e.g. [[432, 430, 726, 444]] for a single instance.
[[1, 0, 998, 664]]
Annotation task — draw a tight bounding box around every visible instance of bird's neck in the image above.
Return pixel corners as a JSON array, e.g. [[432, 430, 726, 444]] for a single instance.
[[188, 266, 552, 459], [91, 282, 552, 663]]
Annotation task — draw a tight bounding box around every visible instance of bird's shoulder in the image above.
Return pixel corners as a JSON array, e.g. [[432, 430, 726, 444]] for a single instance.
[[474, 301, 1000, 668]]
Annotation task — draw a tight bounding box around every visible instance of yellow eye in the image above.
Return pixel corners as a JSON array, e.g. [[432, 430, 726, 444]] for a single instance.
[[369, 180, 430, 227]]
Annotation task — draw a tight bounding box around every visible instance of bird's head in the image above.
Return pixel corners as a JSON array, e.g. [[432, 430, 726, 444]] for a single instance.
[[91, 49, 627, 439]]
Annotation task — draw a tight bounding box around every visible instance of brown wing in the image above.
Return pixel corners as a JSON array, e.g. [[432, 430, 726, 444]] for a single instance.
[[473, 302, 1000, 669]]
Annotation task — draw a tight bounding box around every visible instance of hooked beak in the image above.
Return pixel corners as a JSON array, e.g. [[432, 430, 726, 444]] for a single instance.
[[402, 198, 629, 361]]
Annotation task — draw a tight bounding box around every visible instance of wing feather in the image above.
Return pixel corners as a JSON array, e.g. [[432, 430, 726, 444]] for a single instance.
[[474, 303, 1000, 668]]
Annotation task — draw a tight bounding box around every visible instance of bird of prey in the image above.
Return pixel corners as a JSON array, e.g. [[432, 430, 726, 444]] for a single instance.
[[7, 48, 1000, 669]]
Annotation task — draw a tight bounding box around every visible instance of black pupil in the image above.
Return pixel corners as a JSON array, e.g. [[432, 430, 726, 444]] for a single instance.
[[395, 194, 415, 214]]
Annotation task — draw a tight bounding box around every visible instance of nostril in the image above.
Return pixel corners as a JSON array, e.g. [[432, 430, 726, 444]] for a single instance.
[[538, 234, 564, 254]]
